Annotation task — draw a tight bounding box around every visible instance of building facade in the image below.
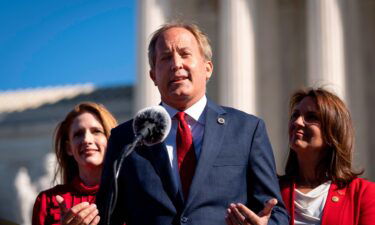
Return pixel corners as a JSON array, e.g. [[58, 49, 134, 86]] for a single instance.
[[0, 0, 374, 224], [135, 0, 375, 179]]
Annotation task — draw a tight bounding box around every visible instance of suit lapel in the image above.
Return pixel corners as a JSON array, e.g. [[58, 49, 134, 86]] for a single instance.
[[147, 142, 184, 209], [184, 101, 227, 211]]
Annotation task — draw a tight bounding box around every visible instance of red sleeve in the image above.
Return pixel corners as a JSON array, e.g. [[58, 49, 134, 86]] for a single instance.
[[359, 180, 375, 225], [32, 192, 48, 225]]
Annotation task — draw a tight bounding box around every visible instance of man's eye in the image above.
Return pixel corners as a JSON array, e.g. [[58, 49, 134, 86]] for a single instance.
[[161, 55, 171, 60], [181, 52, 191, 57]]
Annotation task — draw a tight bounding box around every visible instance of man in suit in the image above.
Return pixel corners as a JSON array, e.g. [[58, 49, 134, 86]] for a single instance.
[[96, 23, 288, 225]]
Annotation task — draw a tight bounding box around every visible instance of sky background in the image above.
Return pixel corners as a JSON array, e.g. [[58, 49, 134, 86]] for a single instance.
[[0, 0, 136, 91]]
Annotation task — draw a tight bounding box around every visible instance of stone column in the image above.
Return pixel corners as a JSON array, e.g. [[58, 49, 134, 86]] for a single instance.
[[307, 0, 346, 100], [344, 0, 374, 180], [218, 0, 257, 114], [135, 0, 169, 111]]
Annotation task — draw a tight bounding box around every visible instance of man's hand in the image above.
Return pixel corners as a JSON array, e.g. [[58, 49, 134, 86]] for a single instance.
[[225, 198, 277, 225], [56, 195, 100, 225]]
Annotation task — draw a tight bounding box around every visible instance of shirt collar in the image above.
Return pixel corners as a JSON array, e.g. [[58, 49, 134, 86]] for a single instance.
[[162, 95, 207, 124], [71, 176, 99, 194]]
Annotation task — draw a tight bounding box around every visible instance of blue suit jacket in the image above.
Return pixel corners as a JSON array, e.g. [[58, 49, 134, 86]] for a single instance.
[[97, 100, 289, 225]]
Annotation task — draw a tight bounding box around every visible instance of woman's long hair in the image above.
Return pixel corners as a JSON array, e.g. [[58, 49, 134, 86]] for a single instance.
[[53, 102, 117, 184], [285, 88, 363, 188]]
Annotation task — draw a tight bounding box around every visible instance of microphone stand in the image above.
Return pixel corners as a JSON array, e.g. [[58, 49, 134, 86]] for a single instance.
[[105, 125, 152, 225]]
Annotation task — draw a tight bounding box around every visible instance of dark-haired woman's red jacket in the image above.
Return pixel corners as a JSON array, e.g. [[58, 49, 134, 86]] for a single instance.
[[280, 178, 375, 225]]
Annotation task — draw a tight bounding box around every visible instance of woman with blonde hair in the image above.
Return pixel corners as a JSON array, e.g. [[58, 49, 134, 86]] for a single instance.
[[33, 102, 117, 225]]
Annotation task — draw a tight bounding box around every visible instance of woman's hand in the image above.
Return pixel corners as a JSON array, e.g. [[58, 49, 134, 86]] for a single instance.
[[225, 198, 277, 225], [56, 195, 100, 225]]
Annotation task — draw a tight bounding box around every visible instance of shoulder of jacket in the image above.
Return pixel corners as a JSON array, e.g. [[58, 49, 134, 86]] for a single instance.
[[111, 119, 133, 134], [221, 106, 262, 122], [36, 184, 70, 199]]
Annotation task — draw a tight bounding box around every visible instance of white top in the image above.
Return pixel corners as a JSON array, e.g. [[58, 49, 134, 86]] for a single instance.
[[162, 96, 207, 188], [294, 181, 331, 225]]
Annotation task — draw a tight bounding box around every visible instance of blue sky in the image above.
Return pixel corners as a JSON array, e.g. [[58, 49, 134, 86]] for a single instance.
[[0, 0, 136, 91]]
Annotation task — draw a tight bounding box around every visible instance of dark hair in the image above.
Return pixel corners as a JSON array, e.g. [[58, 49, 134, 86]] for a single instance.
[[148, 22, 212, 70], [285, 88, 363, 188], [53, 102, 117, 184]]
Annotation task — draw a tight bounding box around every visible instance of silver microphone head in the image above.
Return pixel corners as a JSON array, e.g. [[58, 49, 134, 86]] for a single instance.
[[132, 105, 171, 146]]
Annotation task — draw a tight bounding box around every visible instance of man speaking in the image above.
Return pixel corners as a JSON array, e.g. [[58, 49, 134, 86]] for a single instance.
[[96, 22, 288, 225]]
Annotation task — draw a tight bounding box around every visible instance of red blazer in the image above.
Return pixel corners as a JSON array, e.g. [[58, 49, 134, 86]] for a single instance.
[[32, 177, 98, 225], [280, 178, 375, 225]]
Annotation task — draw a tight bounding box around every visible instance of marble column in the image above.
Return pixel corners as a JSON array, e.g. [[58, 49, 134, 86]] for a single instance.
[[307, 0, 346, 100], [218, 0, 257, 114], [135, 0, 169, 111]]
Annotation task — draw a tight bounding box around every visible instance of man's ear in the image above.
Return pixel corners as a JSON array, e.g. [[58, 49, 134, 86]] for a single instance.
[[149, 70, 157, 86], [205, 61, 213, 81]]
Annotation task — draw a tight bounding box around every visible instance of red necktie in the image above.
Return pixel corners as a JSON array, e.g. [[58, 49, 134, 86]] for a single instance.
[[176, 112, 197, 199]]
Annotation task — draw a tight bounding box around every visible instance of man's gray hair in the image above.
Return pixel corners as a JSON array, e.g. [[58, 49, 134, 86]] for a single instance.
[[148, 22, 213, 69]]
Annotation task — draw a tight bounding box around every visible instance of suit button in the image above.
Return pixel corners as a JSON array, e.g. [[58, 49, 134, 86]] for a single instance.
[[181, 217, 188, 223], [217, 117, 225, 124]]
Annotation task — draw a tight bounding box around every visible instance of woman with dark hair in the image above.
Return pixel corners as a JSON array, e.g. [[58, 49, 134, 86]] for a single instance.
[[32, 102, 117, 225], [226, 88, 375, 225]]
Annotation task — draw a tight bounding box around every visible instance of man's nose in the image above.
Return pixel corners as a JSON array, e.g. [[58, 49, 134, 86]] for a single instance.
[[171, 54, 183, 71]]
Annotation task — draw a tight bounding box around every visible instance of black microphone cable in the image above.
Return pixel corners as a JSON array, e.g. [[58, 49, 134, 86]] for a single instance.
[[104, 106, 171, 225], [106, 140, 137, 225]]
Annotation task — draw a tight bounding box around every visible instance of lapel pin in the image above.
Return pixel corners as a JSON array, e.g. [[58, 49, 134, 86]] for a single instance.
[[217, 117, 225, 124], [332, 196, 339, 202]]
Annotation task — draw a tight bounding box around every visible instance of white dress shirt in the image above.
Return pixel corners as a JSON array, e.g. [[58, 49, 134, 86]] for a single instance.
[[162, 96, 207, 188], [294, 181, 331, 225]]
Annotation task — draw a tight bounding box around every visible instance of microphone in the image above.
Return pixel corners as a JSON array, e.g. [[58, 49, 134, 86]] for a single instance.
[[132, 105, 171, 146], [106, 106, 171, 225]]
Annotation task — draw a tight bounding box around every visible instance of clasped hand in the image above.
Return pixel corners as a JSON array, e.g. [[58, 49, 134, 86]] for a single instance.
[[56, 195, 100, 225]]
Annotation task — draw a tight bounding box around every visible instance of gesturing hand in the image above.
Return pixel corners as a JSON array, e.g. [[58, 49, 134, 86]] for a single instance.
[[225, 198, 277, 225], [56, 195, 100, 225]]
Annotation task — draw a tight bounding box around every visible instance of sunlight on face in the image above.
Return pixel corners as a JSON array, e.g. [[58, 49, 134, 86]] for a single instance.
[[68, 112, 107, 171], [289, 97, 325, 156], [150, 27, 213, 110]]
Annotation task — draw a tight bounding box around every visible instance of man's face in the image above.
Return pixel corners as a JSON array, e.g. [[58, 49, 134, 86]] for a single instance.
[[150, 27, 213, 110]]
